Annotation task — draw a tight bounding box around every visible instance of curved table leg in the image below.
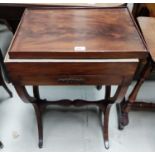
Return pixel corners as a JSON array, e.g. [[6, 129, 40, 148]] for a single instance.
[[13, 78, 130, 150], [32, 86, 43, 148], [13, 84, 36, 103], [102, 85, 112, 149], [33, 103, 43, 148], [13, 84, 43, 148], [100, 78, 129, 149], [99, 85, 111, 126], [101, 103, 112, 149]]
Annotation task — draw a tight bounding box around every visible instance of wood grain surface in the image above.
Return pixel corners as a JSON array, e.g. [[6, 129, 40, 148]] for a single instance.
[[9, 7, 147, 59]]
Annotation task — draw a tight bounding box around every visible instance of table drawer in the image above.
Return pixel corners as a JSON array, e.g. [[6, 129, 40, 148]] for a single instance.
[[12, 74, 124, 85], [5, 61, 138, 85]]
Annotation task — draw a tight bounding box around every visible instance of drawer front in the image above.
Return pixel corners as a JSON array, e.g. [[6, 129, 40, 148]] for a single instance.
[[10, 75, 123, 85], [6, 61, 138, 85]]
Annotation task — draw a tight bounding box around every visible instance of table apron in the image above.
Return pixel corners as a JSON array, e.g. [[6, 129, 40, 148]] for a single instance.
[[5, 61, 138, 85]]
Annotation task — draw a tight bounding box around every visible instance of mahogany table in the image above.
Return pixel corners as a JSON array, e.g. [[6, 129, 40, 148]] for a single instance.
[[4, 6, 147, 149]]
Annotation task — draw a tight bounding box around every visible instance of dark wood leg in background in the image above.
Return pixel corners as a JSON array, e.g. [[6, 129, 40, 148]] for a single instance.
[[0, 67, 12, 98], [105, 85, 111, 100], [115, 78, 133, 130], [33, 86, 40, 100], [118, 60, 153, 129], [0, 50, 10, 83], [128, 61, 152, 106], [0, 141, 3, 149], [96, 85, 102, 90], [2, 81, 13, 97], [0, 52, 11, 148], [116, 98, 128, 130]]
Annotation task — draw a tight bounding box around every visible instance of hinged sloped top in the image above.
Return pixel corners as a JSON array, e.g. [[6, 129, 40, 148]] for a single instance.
[[8, 7, 148, 59]]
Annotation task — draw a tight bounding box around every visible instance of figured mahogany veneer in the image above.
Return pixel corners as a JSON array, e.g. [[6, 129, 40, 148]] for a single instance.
[[8, 7, 147, 59]]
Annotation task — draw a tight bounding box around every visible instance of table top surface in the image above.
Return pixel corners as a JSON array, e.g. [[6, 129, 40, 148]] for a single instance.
[[8, 7, 148, 59]]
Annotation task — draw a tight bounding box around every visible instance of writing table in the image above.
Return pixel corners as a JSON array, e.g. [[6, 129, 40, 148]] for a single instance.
[[5, 7, 148, 149]]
